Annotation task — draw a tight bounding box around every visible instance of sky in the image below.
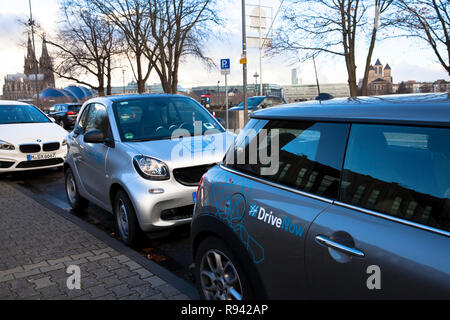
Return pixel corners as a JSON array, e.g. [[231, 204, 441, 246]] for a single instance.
[[0, 0, 448, 94]]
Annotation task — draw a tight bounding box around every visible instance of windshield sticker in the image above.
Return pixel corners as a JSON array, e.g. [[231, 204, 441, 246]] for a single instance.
[[248, 204, 305, 238], [203, 123, 215, 129], [124, 133, 134, 140]]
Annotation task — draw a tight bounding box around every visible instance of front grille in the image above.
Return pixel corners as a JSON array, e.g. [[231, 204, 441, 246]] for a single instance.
[[43, 142, 60, 152], [173, 164, 215, 186], [0, 161, 14, 169], [160, 205, 194, 221], [16, 158, 64, 169], [19, 144, 41, 153]]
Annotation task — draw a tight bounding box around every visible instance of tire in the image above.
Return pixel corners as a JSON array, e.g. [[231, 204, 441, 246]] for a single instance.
[[194, 236, 254, 300], [65, 167, 88, 213], [114, 190, 142, 247], [58, 119, 66, 129]]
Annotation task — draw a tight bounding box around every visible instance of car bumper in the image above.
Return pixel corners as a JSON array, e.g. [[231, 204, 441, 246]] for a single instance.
[[0, 147, 67, 172], [125, 176, 198, 232]]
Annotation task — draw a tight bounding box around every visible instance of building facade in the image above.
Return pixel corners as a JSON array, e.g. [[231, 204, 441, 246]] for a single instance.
[[2, 36, 55, 101], [366, 59, 393, 96]]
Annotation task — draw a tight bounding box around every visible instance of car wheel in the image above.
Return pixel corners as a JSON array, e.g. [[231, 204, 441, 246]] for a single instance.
[[58, 119, 65, 128], [65, 167, 88, 213], [195, 236, 254, 300], [114, 190, 142, 247]]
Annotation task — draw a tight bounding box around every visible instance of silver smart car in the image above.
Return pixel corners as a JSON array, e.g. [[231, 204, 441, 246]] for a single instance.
[[64, 94, 235, 246]]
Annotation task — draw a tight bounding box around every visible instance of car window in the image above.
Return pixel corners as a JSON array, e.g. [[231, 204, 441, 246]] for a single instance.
[[113, 97, 223, 142], [224, 120, 350, 200], [84, 103, 109, 136], [0, 104, 50, 124], [76, 105, 91, 132], [273, 97, 284, 105], [262, 98, 272, 107], [341, 124, 450, 232]]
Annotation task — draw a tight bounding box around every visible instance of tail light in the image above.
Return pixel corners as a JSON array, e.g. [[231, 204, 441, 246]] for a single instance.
[[66, 111, 77, 115]]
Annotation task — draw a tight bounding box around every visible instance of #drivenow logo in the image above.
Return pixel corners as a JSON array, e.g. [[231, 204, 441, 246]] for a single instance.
[[248, 204, 304, 238]]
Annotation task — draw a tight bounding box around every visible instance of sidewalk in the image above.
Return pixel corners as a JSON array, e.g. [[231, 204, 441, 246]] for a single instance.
[[0, 181, 193, 300]]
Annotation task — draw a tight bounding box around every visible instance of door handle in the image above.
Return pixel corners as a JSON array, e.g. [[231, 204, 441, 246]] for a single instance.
[[315, 235, 365, 258]]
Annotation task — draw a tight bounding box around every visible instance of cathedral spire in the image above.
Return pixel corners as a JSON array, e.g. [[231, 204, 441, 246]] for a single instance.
[[24, 33, 38, 76]]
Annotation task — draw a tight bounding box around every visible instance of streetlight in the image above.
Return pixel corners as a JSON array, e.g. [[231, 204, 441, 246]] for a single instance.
[[122, 68, 126, 94], [241, 0, 248, 122], [28, 0, 40, 108], [217, 80, 220, 107]]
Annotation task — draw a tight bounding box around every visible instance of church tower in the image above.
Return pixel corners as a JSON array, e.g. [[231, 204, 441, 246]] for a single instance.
[[39, 38, 55, 89], [24, 34, 38, 76], [383, 63, 392, 83]]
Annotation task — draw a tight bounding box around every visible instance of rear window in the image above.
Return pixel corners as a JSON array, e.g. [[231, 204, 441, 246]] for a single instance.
[[341, 124, 450, 232], [68, 105, 82, 112], [224, 119, 350, 200]]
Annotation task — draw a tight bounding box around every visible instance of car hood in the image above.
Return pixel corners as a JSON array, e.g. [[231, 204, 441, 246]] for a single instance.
[[0, 123, 68, 145], [123, 131, 236, 169]]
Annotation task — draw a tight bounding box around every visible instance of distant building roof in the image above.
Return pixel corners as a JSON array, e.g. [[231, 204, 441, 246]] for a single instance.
[[385, 63, 391, 70], [369, 65, 375, 71], [375, 59, 382, 66]]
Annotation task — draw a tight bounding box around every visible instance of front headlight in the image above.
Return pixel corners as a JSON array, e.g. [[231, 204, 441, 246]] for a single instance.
[[133, 156, 170, 180], [0, 140, 15, 150]]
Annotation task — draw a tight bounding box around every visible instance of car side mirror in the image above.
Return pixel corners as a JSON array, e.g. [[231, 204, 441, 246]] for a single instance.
[[84, 129, 106, 143]]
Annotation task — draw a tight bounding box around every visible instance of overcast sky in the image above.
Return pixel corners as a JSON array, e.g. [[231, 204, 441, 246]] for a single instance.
[[0, 0, 448, 94]]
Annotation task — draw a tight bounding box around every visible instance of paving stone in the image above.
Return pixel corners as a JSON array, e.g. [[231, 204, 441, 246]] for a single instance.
[[32, 276, 54, 290], [0, 181, 186, 301], [144, 276, 166, 288]]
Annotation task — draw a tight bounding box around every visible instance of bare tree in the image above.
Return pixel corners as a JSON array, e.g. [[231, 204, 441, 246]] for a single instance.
[[91, 0, 154, 94], [45, 0, 122, 96], [146, 0, 219, 94], [396, 0, 449, 76], [272, 0, 395, 97]]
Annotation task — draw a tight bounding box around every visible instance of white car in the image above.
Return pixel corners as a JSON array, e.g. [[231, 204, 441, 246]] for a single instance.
[[0, 101, 68, 172]]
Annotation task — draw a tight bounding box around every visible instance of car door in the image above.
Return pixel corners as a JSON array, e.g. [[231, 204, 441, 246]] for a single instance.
[[75, 103, 112, 204], [221, 119, 350, 299], [305, 123, 450, 299]]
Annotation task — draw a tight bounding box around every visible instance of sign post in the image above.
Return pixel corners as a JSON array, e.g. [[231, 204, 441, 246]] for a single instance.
[[220, 59, 230, 129]]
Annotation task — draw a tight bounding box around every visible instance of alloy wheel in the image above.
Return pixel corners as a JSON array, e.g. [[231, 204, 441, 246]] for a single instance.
[[199, 249, 243, 300]]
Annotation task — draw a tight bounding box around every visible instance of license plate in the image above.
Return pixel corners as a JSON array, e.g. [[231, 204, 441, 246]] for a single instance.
[[193, 191, 197, 203], [27, 153, 56, 161]]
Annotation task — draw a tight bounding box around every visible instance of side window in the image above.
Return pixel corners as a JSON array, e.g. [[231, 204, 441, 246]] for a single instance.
[[84, 103, 109, 136], [225, 120, 350, 200], [341, 124, 450, 232], [76, 105, 91, 132], [273, 97, 283, 106], [262, 98, 272, 108]]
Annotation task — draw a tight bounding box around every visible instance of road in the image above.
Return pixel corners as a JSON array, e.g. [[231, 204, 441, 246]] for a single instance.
[[0, 168, 195, 285]]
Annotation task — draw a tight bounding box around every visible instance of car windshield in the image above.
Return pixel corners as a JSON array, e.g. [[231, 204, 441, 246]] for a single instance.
[[238, 97, 264, 107], [112, 97, 224, 142], [0, 104, 51, 124]]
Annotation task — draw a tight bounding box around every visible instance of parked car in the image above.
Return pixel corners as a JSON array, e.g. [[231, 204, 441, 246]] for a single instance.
[[191, 93, 450, 300], [229, 96, 287, 112], [0, 101, 68, 172], [48, 103, 82, 129], [64, 94, 235, 247]]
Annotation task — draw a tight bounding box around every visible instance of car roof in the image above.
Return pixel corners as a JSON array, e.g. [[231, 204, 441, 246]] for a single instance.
[[94, 94, 186, 103], [251, 93, 450, 127], [0, 100, 34, 106]]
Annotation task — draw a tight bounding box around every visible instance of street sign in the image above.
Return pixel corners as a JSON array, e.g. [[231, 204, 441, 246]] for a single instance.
[[220, 59, 230, 70], [220, 59, 230, 75]]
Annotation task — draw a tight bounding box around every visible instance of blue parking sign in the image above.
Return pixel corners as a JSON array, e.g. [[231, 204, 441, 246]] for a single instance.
[[220, 59, 230, 70]]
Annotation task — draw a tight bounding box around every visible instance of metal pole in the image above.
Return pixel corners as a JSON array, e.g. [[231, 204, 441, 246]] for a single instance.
[[313, 56, 321, 95], [242, 0, 248, 123], [259, 0, 263, 96], [28, 0, 40, 108], [122, 69, 126, 93], [225, 73, 228, 129]]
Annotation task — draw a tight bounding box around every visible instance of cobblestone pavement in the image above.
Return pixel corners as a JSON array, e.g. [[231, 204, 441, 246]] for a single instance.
[[0, 181, 191, 300]]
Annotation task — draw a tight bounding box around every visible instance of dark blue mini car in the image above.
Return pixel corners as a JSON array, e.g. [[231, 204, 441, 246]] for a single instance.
[[191, 93, 450, 300]]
